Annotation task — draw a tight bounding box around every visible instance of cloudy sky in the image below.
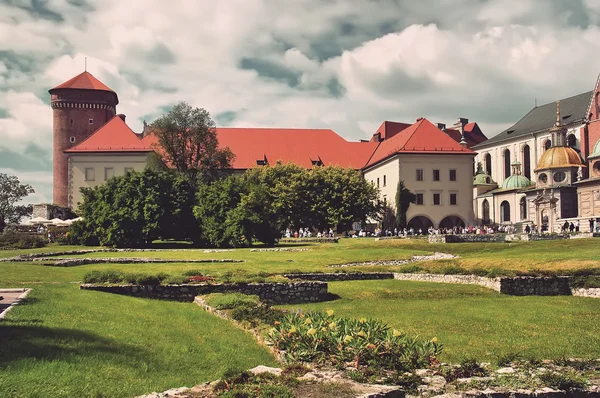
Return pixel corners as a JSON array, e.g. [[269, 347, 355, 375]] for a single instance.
[[2, 0, 600, 204]]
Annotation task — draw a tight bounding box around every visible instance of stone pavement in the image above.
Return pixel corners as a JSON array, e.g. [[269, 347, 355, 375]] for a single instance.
[[0, 289, 30, 319]]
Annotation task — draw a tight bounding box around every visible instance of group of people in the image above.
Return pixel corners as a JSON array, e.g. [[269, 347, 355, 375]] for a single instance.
[[284, 227, 335, 239]]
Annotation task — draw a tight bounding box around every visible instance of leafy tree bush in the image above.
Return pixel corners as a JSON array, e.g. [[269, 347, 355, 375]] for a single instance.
[[0, 173, 34, 233], [73, 169, 199, 247]]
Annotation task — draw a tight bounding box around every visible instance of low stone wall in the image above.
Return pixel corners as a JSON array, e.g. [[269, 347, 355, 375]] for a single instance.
[[278, 237, 339, 243], [43, 258, 243, 267], [428, 234, 507, 244], [520, 233, 570, 241], [80, 281, 328, 304], [393, 273, 501, 291], [572, 288, 600, 298], [499, 276, 572, 296], [285, 272, 394, 281]]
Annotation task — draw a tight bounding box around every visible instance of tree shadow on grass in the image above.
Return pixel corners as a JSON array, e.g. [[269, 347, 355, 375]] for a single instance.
[[0, 322, 148, 368], [318, 293, 342, 302]]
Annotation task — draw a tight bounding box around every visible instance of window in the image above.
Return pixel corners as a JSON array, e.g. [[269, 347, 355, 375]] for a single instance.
[[124, 167, 134, 173], [504, 148, 511, 179], [69, 136, 76, 143], [85, 168, 95, 181], [104, 167, 114, 181], [538, 173, 548, 184], [520, 197, 527, 219], [416, 193, 424, 205], [449, 169, 457, 181], [383, 175, 386, 187], [70, 119, 74, 125], [482, 199, 490, 224], [416, 169, 424, 181], [89, 119, 94, 124], [522, 145, 531, 179], [433, 169, 440, 181], [500, 201, 511, 222], [450, 193, 457, 205], [484, 153, 492, 175], [544, 139, 551, 150], [383, 195, 387, 206], [433, 193, 441, 205], [553, 171, 566, 183], [377, 177, 380, 187], [567, 134, 577, 148]]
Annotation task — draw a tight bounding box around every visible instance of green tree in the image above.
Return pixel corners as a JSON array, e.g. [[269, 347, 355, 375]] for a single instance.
[[0, 173, 34, 233], [149, 102, 234, 183], [395, 180, 416, 229], [75, 169, 198, 247]]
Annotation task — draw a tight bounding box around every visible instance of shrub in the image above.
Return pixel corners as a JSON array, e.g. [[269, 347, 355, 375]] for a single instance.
[[231, 304, 283, 328], [204, 293, 260, 310], [440, 265, 467, 275], [82, 270, 124, 284], [162, 275, 189, 285], [134, 273, 166, 285], [267, 311, 442, 371], [0, 232, 46, 249], [538, 371, 587, 391], [497, 352, 523, 367], [68, 220, 99, 246], [397, 264, 423, 273], [442, 357, 488, 381], [181, 269, 204, 277]]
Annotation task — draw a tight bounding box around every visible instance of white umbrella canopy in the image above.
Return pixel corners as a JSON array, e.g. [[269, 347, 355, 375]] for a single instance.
[[28, 217, 52, 224], [49, 218, 64, 225]]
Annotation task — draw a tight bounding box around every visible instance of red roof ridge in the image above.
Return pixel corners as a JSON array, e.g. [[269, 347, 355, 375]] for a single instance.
[[66, 116, 152, 153], [50, 71, 115, 93]]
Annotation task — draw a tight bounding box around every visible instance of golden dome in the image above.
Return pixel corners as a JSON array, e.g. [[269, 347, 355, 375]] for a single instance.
[[534, 146, 583, 171]]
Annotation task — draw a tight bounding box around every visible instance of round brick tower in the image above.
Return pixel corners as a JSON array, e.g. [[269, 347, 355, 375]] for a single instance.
[[49, 71, 119, 207]]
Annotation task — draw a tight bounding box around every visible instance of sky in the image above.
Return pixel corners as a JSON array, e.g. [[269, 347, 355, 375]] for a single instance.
[[2, 0, 600, 204]]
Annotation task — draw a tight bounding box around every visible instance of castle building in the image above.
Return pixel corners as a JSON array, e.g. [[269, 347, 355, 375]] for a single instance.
[[49, 71, 480, 229], [471, 73, 600, 232]]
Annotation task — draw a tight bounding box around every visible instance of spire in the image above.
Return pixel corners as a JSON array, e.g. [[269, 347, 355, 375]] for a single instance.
[[459, 131, 467, 147], [555, 100, 561, 127]]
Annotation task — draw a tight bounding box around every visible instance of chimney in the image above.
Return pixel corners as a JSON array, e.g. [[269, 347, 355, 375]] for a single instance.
[[437, 123, 446, 130], [117, 114, 126, 122], [142, 120, 151, 137], [453, 117, 468, 134]]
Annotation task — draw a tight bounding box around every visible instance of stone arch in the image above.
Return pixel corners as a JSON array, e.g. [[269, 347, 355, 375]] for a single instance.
[[484, 153, 492, 175], [407, 215, 434, 232], [522, 144, 531, 179], [503, 148, 511, 179], [500, 200, 511, 222], [520, 196, 527, 220], [439, 215, 466, 229], [482, 199, 490, 224]]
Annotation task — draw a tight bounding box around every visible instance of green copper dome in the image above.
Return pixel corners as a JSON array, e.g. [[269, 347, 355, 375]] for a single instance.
[[589, 139, 600, 159], [474, 173, 494, 185], [502, 174, 532, 190]]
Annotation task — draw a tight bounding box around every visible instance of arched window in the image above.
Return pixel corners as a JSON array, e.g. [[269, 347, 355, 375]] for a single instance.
[[567, 134, 577, 148], [484, 153, 492, 176], [522, 145, 531, 179], [520, 197, 527, 220], [504, 149, 511, 179], [544, 139, 551, 150], [500, 200, 511, 222], [482, 199, 490, 224]]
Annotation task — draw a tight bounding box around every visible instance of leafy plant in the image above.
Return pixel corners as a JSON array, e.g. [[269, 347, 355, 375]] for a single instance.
[[538, 371, 587, 391], [204, 293, 260, 310], [267, 310, 442, 371]]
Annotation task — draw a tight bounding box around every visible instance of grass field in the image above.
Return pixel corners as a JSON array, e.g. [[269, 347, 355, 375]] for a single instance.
[[1, 237, 599, 397]]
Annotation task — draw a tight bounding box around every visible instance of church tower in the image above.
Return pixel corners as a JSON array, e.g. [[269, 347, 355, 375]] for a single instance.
[[49, 71, 119, 207]]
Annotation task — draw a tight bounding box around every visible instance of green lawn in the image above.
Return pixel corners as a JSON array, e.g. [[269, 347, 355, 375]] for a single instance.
[[0, 285, 276, 398], [1, 237, 599, 396], [279, 279, 600, 363]]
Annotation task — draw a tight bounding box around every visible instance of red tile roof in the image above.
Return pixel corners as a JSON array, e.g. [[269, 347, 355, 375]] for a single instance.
[[371, 121, 412, 142], [444, 122, 488, 148], [366, 118, 474, 168], [66, 116, 153, 153], [51, 71, 115, 93], [143, 128, 379, 170]]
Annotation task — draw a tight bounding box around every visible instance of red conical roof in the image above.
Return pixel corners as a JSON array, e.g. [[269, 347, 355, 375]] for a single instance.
[[50, 71, 115, 93]]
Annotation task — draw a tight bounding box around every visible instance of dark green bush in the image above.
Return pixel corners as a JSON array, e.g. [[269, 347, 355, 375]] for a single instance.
[[134, 274, 165, 285], [538, 371, 587, 391], [397, 264, 423, 273], [181, 269, 204, 277], [0, 232, 46, 249], [440, 265, 467, 275], [68, 220, 99, 246], [162, 275, 189, 285], [82, 270, 124, 284]]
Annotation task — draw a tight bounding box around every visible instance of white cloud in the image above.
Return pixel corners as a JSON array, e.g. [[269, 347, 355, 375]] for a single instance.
[[3, 0, 600, 204]]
